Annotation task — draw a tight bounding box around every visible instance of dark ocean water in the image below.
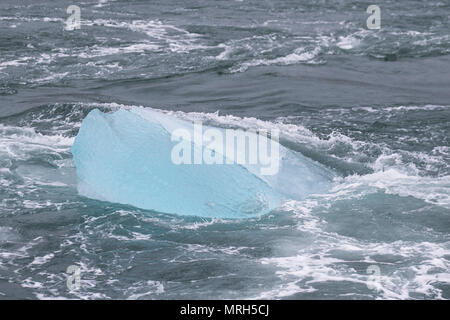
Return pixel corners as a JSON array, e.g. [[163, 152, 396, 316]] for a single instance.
[[0, 0, 449, 299]]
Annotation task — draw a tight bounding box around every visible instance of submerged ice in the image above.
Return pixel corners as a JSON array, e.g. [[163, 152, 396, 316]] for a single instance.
[[71, 107, 332, 218]]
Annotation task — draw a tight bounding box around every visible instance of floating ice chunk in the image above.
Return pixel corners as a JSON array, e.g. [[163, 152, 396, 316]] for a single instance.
[[71, 107, 332, 218]]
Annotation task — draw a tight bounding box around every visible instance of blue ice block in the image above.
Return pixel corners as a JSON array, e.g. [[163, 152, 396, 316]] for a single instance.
[[71, 107, 332, 218]]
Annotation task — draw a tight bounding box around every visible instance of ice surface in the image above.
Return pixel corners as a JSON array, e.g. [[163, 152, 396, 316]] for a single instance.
[[71, 107, 332, 218]]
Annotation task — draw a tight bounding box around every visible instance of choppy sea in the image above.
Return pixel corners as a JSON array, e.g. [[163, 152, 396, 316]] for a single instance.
[[0, 0, 449, 299]]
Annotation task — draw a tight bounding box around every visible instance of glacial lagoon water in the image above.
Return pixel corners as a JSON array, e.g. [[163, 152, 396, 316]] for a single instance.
[[0, 0, 449, 299]]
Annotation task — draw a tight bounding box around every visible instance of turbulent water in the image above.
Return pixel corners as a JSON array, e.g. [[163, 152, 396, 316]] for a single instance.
[[0, 0, 449, 299]]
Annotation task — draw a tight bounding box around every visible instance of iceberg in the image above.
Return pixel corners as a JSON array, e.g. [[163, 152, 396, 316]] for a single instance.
[[71, 107, 332, 218]]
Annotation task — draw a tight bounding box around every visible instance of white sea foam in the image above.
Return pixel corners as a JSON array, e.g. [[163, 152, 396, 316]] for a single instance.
[[126, 280, 165, 299], [258, 217, 450, 300], [30, 253, 55, 265], [0, 57, 30, 70], [335, 169, 450, 208], [78, 43, 160, 58], [0, 124, 73, 161], [337, 35, 360, 50], [85, 19, 205, 53], [230, 47, 323, 73]]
